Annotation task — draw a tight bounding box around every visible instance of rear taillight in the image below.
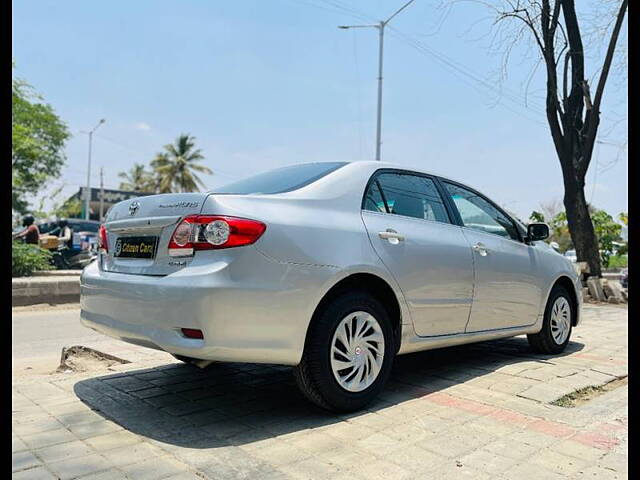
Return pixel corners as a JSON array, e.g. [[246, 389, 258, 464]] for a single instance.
[[98, 225, 108, 253], [168, 215, 266, 257]]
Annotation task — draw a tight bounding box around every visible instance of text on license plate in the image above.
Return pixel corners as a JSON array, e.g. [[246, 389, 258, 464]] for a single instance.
[[114, 236, 158, 259]]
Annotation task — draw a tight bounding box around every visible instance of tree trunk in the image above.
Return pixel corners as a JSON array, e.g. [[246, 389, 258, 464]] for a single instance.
[[562, 166, 601, 277]]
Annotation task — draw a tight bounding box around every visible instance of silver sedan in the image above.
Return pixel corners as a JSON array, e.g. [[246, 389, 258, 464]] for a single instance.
[[80, 161, 581, 411]]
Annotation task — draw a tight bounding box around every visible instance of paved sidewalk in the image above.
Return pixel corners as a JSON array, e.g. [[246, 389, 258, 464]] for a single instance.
[[13, 305, 628, 479]]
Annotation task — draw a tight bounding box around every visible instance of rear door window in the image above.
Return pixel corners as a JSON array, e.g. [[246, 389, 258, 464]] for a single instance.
[[363, 172, 451, 224]]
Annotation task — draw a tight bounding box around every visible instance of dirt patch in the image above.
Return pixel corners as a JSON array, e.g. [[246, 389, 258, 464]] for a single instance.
[[57, 345, 130, 373], [551, 376, 628, 407]]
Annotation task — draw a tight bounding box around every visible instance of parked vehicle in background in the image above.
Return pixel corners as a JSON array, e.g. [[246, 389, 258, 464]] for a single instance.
[[81, 161, 582, 412], [564, 249, 577, 263], [40, 218, 99, 269], [621, 268, 628, 289]]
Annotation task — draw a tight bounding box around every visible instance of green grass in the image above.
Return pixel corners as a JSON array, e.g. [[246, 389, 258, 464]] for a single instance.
[[608, 254, 628, 269]]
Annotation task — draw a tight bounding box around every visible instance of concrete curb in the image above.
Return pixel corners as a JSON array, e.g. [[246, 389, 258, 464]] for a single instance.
[[33, 270, 82, 277], [12, 275, 80, 306]]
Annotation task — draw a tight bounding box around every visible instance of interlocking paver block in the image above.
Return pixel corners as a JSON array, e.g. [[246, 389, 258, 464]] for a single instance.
[[47, 453, 111, 480], [12, 466, 58, 480], [34, 439, 95, 463], [12, 451, 41, 473], [459, 448, 519, 474], [20, 428, 77, 450], [120, 456, 187, 480], [85, 430, 142, 451], [251, 440, 313, 466], [68, 419, 123, 439], [528, 448, 591, 476]]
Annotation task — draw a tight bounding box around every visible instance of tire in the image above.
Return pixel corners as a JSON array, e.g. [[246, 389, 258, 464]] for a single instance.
[[52, 254, 68, 270], [527, 284, 573, 354], [294, 290, 395, 412]]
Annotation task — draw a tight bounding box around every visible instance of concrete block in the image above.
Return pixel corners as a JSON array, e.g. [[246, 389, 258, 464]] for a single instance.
[[603, 280, 625, 302], [587, 277, 606, 302], [575, 262, 590, 274]]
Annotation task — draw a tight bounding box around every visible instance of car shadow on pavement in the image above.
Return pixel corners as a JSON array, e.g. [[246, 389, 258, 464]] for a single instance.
[[73, 336, 584, 449]]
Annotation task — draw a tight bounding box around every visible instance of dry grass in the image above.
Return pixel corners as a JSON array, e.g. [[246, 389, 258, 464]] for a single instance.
[[551, 376, 628, 407]]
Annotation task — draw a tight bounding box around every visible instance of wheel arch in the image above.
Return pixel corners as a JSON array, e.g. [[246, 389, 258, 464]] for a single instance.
[[549, 275, 580, 326], [306, 272, 404, 354]]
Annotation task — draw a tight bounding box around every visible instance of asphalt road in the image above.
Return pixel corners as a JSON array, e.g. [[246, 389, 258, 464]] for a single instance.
[[12, 307, 101, 373]]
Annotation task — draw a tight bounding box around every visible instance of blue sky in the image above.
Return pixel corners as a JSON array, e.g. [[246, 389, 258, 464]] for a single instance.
[[12, 0, 627, 221]]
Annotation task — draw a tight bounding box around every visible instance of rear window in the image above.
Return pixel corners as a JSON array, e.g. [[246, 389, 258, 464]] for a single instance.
[[69, 221, 100, 233], [214, 162, 347, 195]]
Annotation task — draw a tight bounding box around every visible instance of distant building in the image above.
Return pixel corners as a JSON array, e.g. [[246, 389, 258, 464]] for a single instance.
[[67, 187, 154, 221]]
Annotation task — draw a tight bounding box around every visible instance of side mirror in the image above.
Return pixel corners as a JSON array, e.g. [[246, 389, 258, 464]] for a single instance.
[[527, 222, 550, 242]]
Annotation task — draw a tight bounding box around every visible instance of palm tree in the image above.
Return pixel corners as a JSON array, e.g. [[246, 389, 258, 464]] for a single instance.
[[117, 163, 153, 192], [151, 134, 212, 193]]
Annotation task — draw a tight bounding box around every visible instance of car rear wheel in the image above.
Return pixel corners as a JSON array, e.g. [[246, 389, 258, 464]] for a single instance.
[[527, 285, 573, 354], [294, 290, 395, 412]]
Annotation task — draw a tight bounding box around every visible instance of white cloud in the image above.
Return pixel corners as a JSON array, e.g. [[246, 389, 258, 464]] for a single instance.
[[134, 122, 151, 131]]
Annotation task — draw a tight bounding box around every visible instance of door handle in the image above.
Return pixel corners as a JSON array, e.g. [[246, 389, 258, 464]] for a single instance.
[[378, 229, 405, 244], [472, 242, 489, 256]]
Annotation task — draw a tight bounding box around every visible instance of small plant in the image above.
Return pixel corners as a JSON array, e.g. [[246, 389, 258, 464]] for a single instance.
[[12, 240, 53, 277]]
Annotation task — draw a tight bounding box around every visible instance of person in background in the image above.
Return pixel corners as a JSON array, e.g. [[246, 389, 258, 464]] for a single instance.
[[13, 215, 40, 245], [57, 219, 73, 249]]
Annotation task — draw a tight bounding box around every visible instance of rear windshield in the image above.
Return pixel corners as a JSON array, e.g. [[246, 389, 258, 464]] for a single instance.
[[69, 221, 100, 233], [214, 162, 347, 195]]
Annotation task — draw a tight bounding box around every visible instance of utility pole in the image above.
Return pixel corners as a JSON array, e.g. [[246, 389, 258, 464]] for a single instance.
[[99, 167, 105, 222], [339, 0, 415, 161], [83, 118, 106, 220]]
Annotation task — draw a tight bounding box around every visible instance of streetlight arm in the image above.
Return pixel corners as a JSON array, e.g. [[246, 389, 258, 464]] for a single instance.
[[383, 0, 416, 26], [338, 24, 380, 29]]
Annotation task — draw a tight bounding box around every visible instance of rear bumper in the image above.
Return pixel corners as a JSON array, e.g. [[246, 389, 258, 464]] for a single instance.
[[80, 248, 336, 365]]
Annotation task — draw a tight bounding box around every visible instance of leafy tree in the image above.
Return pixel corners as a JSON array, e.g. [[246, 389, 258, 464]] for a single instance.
[[151, 134, 212, 193], [548, 211, 573, 253], [458, 1, 627, 277], [529, 211, 545, 223], [53, 198, 83, 219], [12, 66, 70, 214], [536, 207, 623, 266], [118, 163, 155, 192], [591, 210, 622, 268], [618, 212, 628, 226]]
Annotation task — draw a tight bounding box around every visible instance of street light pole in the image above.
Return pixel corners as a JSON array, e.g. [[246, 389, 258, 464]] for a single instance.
[[339, 0, 415, 161], [83, 119, 105, 220], [375, 21, 384, 162]]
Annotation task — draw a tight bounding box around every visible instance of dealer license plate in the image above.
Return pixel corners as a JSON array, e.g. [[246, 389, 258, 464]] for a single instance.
[[114, 236, 158, 259]]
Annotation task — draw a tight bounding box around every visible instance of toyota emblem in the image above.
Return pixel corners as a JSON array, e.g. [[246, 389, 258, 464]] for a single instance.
[[129, 200, 140, 216]]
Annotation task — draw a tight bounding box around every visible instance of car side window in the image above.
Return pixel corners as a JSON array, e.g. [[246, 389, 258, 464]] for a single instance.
[[443, 182, 520, 241], [363, 180, 387, 213], [366, 172, 450, 224]]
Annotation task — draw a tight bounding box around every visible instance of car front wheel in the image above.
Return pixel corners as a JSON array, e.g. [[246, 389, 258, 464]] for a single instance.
[[527, 284, 573, 354], [294, 290, 395, 412]]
